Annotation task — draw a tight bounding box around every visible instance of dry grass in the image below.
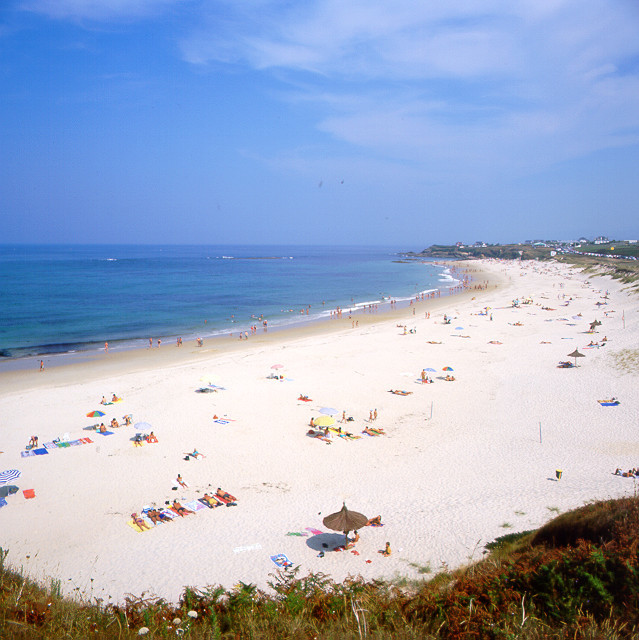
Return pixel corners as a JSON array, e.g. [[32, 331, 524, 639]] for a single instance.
[[611, 348, 639, 374]]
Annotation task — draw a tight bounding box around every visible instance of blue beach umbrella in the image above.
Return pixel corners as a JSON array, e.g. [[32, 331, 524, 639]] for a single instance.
[[424, 368, 436, 372], [319, 407, 339, 415], [455, 326, 464, 331], [0, 469, 21, 486], [134, 422, 153, 431]]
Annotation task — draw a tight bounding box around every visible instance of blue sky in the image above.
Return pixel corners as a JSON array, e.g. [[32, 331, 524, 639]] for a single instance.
[[1, 0, 638, 246]]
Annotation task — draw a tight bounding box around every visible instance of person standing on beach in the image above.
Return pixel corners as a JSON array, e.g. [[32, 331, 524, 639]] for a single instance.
[[149, 338, 153, 348], [104, 342, 109, 353], [39, 360, 44, 372]]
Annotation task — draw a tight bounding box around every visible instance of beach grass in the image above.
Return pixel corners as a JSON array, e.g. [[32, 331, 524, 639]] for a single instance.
[[2, 496, 638, 639]]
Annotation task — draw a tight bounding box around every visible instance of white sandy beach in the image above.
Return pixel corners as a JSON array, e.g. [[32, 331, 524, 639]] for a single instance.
[[1, 259, 638, 605]]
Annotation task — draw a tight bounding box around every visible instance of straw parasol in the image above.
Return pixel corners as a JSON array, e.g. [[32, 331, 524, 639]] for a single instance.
[[323, 502, 368, 545], [567, 349, 585, 367]]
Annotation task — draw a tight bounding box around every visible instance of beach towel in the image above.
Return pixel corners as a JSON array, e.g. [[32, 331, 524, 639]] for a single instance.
[[56, 441, 71, 448], [271, 553, 292, 568], [598, 400, 620, 406], [33, 448, 49, 455], [80, 437, 94, 444], [0, 497, 7, 509], [23, 489, 35, 499], [233, 543, 262, 553], [185, 499, 207, 512], [286, 531, 309, 537], [68, 440, 82, 446], [43, 442, 58, 450], [21, 450, 36, 458], [96, 431, 114, 436], [305, 527, 323, 535], [159, 508, 177, 520], [213, 419, 230, 425]]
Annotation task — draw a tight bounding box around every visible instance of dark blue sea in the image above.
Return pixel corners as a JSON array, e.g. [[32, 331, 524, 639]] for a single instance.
[[0, 245, 455, 363]]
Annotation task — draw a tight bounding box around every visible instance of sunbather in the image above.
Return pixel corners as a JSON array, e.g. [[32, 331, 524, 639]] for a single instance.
[[110, 418, 119, 428], [146, 509, 164, 524], [367, 515, 382, 526], [380, 542, 392, 556], [201, 493, 222, 508], [216, 488, 236, 502], [146, 431, 158, 443], [171, 500, 193, 516], [99, 423, 107, 433], [176, 474, 188, 488], [131, 513, 151, 530]]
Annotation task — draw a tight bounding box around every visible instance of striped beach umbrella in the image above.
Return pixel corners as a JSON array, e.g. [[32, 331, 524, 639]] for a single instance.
[[0, 469, 21, 486], [86, 410, 105, 418]]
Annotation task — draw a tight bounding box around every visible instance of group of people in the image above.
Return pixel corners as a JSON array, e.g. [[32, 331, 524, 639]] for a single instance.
[[100, 393, 121, 405], [130, 488, 237, 531]]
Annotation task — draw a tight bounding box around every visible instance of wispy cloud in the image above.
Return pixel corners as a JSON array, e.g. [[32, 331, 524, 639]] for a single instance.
[[177, 0, 639, 177]]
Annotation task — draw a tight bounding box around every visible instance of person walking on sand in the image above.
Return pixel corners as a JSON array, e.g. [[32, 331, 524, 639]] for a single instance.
[[39, 360, 44, 372], [374, 408, 378, 421], [104, 342, 109, 353]]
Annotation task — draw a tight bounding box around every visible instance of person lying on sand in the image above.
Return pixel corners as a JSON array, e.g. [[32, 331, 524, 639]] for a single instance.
[[171, 500, 193, 516], [367, 515, 383, 526], [201, 493, 222, 508], [363, 426, 385, 436], [427, 341, 443, 344], [185, 449, 204, 459], [444, 375, 456, 381], [131, 513, 151, 530], [389, 390, 412, 395], [146, 509, 167, 524], [216, 488, 236, 502]]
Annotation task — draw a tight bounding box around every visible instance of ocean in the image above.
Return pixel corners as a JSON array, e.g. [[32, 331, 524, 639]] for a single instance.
[[0, 244, 455, 364]]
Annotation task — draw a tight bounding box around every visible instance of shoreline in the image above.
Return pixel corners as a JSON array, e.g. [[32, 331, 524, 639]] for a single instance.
[[1, 258, 636, 605], [0, 261, 496, 392]]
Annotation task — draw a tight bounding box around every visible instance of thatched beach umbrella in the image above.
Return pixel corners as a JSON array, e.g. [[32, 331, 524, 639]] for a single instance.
[[567, 349, 585, 367], [323, 502, 368, 546]]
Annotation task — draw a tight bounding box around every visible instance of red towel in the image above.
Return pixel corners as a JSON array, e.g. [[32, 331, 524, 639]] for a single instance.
[[23, 489, 36, 499]]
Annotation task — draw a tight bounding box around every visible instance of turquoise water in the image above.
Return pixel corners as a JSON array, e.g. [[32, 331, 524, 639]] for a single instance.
[[0, 245, 453, 360]]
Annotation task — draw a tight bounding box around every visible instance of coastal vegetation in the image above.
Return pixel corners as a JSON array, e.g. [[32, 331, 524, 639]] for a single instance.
[[406, 242, 639, 290], [2, 495, 638, 639]]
